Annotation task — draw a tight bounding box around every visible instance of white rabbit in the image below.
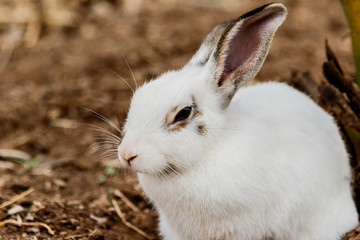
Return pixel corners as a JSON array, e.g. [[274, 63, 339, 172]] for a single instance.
[[117, 3, 358, 240]]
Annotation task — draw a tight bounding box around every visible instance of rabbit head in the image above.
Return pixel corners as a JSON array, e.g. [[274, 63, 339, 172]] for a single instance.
[[118, 3, 287, 177]]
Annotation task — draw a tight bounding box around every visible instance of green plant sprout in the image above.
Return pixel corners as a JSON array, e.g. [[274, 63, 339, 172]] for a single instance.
[[10, 155, 43, 170]]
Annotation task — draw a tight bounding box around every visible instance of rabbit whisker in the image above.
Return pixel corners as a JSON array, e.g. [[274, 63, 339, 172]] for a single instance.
[[83, 108, 123, 136], [96, 140, 121, 146], [95, 141, 120, 147], [93, 145, 117, 153], [86, 124, 122, 142], [97, 150, 117, 157], [94, 136, 121, 141], [99, 150, 119, 156], [95, 137, 121, 144], [108, 68, 135, 93], [94, 136, 120, 142], [123, 56, 138, 89], [87, 142, 108, 155], [97, 152, 119, 160], [88, 142, 118, 156], [101, 148, 119, 154]]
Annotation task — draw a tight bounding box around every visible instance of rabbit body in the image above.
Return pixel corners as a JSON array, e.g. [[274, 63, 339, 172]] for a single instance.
[[138, 82, 357, 240], [118, 3, 358, 240]]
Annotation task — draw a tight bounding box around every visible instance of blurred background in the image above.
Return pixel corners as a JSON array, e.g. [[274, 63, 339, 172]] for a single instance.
[[0, 0, 355, 239]]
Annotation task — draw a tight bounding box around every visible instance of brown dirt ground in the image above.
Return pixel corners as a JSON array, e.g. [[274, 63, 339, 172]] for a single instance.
[[0, 0, 359, 239]]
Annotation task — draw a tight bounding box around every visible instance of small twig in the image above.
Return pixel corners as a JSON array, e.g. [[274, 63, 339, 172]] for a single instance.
[[111, 199, 154, 240], [65, 234, 89, 239], [114, 189, 140, 212], [0, 219, 55, 235], [0, 188, 34, 209], [0, 148, 31, 161]]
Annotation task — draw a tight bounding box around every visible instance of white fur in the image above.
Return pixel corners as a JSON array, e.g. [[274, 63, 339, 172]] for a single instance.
[[117, 3, 358, 240], [120, 76, 358, 240]]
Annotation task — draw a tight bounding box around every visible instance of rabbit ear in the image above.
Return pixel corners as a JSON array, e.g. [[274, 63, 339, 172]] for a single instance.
[[190, 3, 287, 108]]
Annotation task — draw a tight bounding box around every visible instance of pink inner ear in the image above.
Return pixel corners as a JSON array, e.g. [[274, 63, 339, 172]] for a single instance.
[[218, 12, 277, 87]]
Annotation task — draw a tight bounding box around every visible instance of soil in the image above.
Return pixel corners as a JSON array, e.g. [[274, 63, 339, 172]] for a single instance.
[[0, 0, 358, 239]]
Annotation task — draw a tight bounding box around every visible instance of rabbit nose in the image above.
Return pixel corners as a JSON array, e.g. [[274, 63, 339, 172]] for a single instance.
[[125, 154, 138, 163], [118, 135, 139, 165], [120, 150, 138, 165]]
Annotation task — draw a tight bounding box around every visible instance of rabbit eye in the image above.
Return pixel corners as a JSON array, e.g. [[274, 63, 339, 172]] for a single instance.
[[173, 106, 192, 123]]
